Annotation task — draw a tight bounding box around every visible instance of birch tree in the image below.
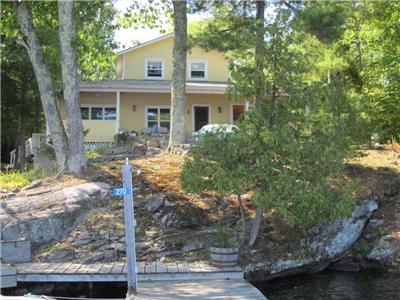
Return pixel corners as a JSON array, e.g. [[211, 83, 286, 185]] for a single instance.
[[58, 0, 87, 174], [168, 0, 187, 149], [14, 1, 69, 170]]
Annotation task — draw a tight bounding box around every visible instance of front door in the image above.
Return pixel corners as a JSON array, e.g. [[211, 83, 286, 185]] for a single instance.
[[194, 106, 209, 131]]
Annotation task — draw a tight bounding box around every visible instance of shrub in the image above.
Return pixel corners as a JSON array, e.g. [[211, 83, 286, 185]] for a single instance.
[[114, 132, 130, 145], [0, 168, 46, 190], [86, 150, 101, 159], [214, 223, 236, 248]]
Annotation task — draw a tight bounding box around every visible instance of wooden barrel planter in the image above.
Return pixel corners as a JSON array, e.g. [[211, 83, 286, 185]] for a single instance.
[[210, 247, 239, 267]]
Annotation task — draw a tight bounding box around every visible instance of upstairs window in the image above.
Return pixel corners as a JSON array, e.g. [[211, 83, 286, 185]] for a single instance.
[[145, 59, 164, 79], [189, 60, 207, 80]]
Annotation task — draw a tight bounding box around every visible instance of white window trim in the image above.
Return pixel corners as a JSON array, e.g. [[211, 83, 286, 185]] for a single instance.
[[230, 103, 246, 124], [188, 59, 208, 81], [144, 105, 171, 129], [145, 58, 165, 80], [192, 104, 211, 132], [81, 104, 116, 121]]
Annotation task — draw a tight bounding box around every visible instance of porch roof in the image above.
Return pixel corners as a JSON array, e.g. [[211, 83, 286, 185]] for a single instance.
[[79, 80, 228, 94]]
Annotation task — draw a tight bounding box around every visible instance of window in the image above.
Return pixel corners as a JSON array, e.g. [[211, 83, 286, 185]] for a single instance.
[[189, 61, 207, 80], [80, 106, 116, 120], [146, 107, 170, 131], [145, 59, 164, 79], [81, 107, 89, 120], [104, 107, 116, 120], [91, 107, 103, 120]]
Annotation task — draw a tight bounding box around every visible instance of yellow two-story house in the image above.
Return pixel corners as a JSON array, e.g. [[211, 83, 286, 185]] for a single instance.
[[61, 33, 247, 143]]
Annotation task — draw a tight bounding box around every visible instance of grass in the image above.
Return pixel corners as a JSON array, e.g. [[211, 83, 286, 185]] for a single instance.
[[86, 150, 101, 159], [0, 168, 46, 190]]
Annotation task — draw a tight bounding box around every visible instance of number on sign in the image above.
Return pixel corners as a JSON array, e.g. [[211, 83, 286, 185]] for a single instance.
[[113, 188, 132, 196]]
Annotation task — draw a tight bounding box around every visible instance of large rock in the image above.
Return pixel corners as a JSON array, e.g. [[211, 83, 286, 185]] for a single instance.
[[245, 200, 378, 280], [145, 194, 167, 212], [21, 180, 42, 191], [367, 234, 400, 263], [38, 249, 75, 262], [0, 182, 111, 249], [146, 147, 162, 156]]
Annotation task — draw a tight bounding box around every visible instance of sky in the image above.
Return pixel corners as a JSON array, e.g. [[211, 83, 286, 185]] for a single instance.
[[114, 0, 205, 51]]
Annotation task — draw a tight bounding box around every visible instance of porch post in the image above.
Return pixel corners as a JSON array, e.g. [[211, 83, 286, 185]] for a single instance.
[[116, 91, 120, 133]]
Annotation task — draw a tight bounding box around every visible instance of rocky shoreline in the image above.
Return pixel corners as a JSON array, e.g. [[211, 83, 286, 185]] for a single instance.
[[1, 146, 399, 282]]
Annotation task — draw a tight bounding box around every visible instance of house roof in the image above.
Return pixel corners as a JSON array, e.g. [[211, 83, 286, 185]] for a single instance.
[[79, 80, 228, 94], [117, 33, 174, 55]]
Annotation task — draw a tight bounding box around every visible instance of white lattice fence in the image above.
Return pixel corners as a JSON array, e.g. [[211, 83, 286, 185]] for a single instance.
[[33, 149, 57, 172], [84, 142, 115, 151]]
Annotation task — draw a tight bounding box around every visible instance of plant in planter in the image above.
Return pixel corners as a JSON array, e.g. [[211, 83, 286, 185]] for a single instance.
[[210, 224, 239, 267]]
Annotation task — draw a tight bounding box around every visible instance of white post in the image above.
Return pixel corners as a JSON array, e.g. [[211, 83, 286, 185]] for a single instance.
[[116, 91, 121, 133], [122, 158, 138, 297]]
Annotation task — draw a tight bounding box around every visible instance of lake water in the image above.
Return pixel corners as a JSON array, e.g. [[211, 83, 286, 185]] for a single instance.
[[255, 270, 400, 300]]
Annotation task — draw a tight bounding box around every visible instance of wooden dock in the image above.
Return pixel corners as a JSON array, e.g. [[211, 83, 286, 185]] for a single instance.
[[2, 280, 266, 300], [7, 261, 267, 299], [15, 261, 244, 282]]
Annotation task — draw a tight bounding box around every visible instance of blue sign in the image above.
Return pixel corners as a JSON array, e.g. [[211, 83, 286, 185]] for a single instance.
[[113, 187, 132, 196]]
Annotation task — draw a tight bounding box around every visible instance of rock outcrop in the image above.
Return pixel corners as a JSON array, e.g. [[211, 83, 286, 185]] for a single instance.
[[0, 182, 111, 249], [246, 200, 379, 280], [367, 233, 400, 263]]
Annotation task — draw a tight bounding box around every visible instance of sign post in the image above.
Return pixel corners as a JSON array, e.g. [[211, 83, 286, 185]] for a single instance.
[[119, 158, 138, 297]]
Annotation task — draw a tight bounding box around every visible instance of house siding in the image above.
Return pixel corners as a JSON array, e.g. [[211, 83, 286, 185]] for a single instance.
[[123, 36, 229, 82], [116, 55, 123, 79]]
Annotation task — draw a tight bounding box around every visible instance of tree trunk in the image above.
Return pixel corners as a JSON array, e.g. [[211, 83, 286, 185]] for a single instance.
[[14, 1, 69, 171], [33, 94, 41, 132], [167, 0, 187, 150], [248, 205, 263, 247], [58, 0, 87, 175], [237, 194, 247, 245], [254, 0, 265, 109]]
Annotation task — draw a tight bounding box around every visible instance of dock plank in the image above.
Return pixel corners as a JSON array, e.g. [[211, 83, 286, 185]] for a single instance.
[[176, 261, 190, 273], [41, 263, 63, 274], [187, 262, 203, 273], [166, 262, 179, 273], [137, 261, 145, 274], [64, 263, 82, 274], [111, 262, 125, 274], [53, 262, 73, 274], [99, 262, 115, 274], [145, 261, 156, 274], [155, 261, 167, 273]]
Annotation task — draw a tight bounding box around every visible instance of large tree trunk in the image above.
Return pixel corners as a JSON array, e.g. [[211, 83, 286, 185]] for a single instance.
[[254, 0, 265, 109], [168, 0, 187, 150], [248, 205, 263, 247], [14, 1, 68, 170], [58, 0, 87, 175]]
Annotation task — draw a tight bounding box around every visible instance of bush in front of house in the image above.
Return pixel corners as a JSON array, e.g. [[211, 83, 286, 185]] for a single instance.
[[192, 124, 238, 142], [113, 132, 130, 145]]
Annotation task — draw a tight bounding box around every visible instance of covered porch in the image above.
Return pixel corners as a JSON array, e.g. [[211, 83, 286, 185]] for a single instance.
[[75, 80, 248, 143]]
